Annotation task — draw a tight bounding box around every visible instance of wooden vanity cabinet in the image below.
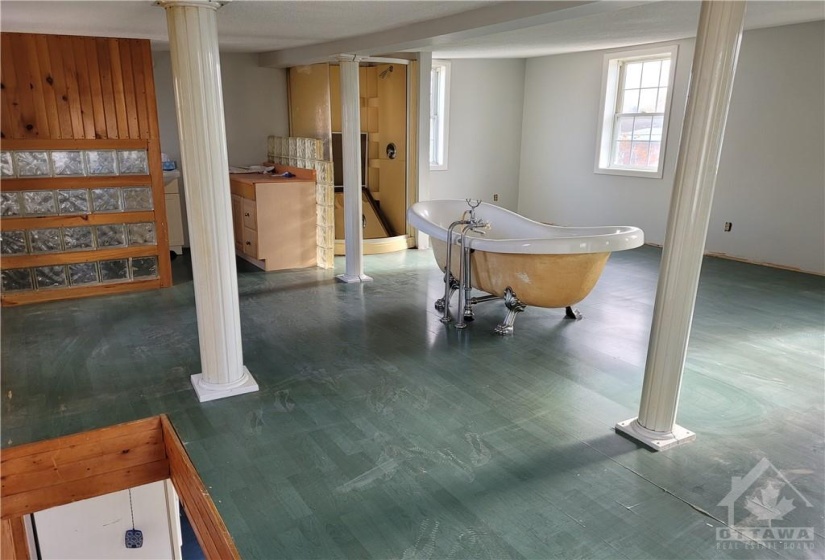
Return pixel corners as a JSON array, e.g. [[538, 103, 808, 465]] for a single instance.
[[229, 174, 317, 271]]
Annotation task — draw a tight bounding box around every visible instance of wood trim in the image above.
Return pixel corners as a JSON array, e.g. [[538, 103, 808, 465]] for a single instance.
[[1, 417, 160, 461], [0, 415, 238, 560], [2, 430, 162, 477], [1, 278, 161, 306], [1, 517, 29, 560], [1, 245, 159, 268], [1, 175, 152, 191], [161, 416, 241, 560], [1, 211, 156, 230], [0, 138, 148, 150], [1, 459, 169, 519], [148, 137, 172, 287], [2, 442, 167, 497], [0, 416, 168, 519]]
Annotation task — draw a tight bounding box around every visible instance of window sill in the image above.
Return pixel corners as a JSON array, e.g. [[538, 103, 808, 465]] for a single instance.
[[595, 166, 664, 179]]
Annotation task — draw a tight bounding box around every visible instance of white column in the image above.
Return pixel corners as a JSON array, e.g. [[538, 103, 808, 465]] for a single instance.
[[159, 0, 258, 402], [336, 56, 373, 283], [616, 0, 746, 450]]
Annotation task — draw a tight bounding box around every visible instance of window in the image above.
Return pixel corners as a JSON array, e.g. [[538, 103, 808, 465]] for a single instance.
[[596, 45, 678, 178], [430, 60, 450, 170]]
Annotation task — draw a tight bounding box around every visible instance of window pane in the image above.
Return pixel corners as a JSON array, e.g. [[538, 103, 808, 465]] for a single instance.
[[624, 62, 643, 89], [616, 116, 635, 141], [638, 88, 658, 113], [630, 142, 650, 167], [633, 116, 653, 141], [648, 142, 661, 169], [641, 60, 661, 88], [651, 116, 664, 141], [660, 59, 671, 87], [613, 141, 632, 166], [621, 89, 640, 113]]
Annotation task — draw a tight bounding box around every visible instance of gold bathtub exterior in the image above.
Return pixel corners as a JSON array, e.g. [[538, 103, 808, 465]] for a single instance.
[[432, 239, 610, 309]]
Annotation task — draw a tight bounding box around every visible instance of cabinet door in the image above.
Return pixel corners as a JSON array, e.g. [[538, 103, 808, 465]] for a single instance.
[[165, 193, 185, 248], [231, 195, 243, 252], [242, 227, 258, 259]]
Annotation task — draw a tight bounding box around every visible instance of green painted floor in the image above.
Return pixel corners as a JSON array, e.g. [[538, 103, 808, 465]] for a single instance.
[[2, 246, 823, 559]]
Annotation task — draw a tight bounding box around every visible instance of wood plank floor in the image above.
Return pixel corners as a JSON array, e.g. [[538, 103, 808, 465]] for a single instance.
[[2, 246, 823, 559]]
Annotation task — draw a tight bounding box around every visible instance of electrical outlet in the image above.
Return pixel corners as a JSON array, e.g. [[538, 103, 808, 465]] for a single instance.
[[724, 222, 732, 232], [493, 194, 499, 202]]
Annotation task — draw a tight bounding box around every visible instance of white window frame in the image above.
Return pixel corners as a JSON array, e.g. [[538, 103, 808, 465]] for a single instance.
[[430, 60, 451, 171], [595, 45, 678, 179]]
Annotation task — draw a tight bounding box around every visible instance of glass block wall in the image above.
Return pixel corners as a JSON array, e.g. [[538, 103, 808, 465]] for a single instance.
[[1, 149, 149, 178], [267, 136, 334, 269], [1, 148, 161, 298]]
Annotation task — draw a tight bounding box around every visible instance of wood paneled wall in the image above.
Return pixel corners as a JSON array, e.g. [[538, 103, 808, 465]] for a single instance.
[[0, 34, 156, 141], [0, 33, 171, 306], [0, 415, 239, 560]]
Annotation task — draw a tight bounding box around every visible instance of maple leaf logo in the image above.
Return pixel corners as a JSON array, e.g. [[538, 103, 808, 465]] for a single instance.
[[744, 479, 795, 524]]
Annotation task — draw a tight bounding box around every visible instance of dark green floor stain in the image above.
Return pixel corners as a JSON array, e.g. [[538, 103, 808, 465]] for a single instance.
[[2, 246, 823, 559]]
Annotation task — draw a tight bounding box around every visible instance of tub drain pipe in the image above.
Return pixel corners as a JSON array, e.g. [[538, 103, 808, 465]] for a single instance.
[[440, 220, 472, 323], [456, 220, 488, 330]]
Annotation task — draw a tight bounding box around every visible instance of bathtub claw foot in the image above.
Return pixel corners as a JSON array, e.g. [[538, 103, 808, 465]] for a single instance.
[[565, 306, 582, 320], [435, 274, 460, 313], [495, 287, 526, 335]]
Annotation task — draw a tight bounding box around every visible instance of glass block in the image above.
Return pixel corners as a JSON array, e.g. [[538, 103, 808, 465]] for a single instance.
[[122, 187, 153, 211], [51, 151, 85, 176], [1, 151, 14, 177], [127, 223, 155, 245], [35, 265, 67, 289], [96, 224, 126, 247], [68, 262, 99, 286], [92, 188, 121, 212], [62, 226, 94, 251], [1, 269, 33, 292], [15, 151, 50, 177], [1, 230, 27, 255], [85, 150, 117, 175], [29, 228, 62, 253], [1, 192, 21, 216], [131, 256, 158, 279], [99, 259, 129, 282], [23, 191, 57, 216], [58, 190, 90, 215], [117, 150, 148, 174]]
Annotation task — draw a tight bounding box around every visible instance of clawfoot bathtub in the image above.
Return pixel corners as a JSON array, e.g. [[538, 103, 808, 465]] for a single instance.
[[407, 200, 644, 334]]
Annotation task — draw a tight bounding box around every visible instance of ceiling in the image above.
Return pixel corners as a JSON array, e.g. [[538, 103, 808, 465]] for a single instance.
[[0, 0, 822, 62]]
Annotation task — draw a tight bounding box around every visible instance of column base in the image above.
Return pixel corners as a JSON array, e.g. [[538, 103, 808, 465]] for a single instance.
[[190, 366, 259, 403], [615, 417, 696, 451], [335, 273, 373, 283]]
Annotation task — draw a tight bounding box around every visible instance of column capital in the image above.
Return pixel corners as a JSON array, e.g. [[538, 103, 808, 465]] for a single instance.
[[156, 0, 228, 11], [335, 54, 364, 63]]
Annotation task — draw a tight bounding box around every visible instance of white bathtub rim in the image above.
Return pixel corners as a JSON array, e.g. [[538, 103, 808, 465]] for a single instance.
[[408, 200, 644, 255]]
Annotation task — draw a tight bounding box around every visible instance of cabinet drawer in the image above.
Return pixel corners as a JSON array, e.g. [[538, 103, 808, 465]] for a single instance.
[[242, 199, 257, 230], [242, 227, 258, 259]]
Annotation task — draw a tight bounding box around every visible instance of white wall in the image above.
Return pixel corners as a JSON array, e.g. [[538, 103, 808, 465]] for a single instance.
[[153, 51, 289, 167], [34, 481, 179, 560], [709, 22, 824, 273], [429, 59, 526, 211], [518, 38, 692, 239], [518, 21, 825, 274]]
